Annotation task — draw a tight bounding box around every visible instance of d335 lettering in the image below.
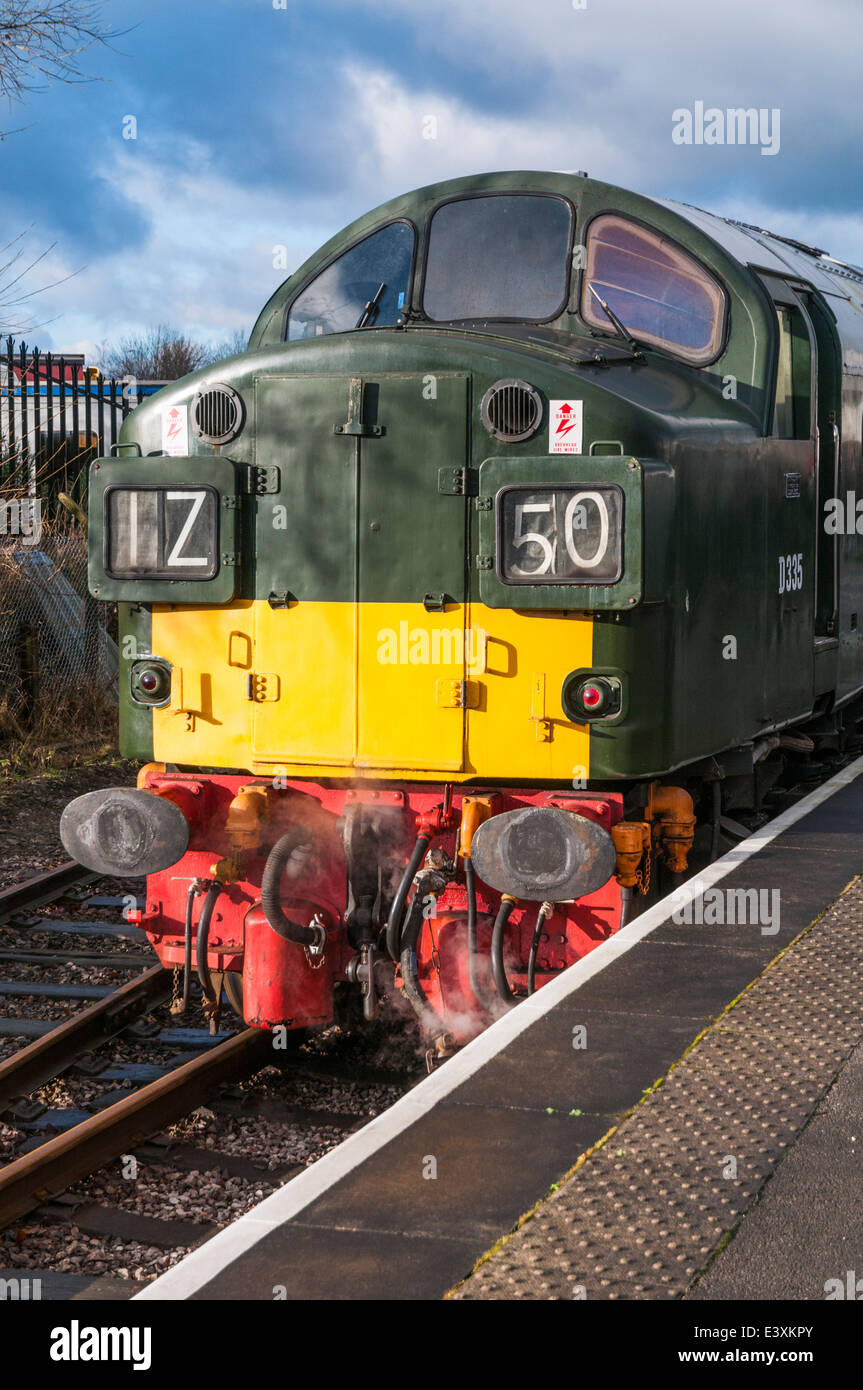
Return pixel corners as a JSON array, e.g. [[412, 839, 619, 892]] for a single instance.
[[778, 552, 802, 594]]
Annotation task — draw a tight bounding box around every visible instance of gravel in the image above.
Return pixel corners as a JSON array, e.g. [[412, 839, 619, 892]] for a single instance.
[[0, 758, 140, 889]]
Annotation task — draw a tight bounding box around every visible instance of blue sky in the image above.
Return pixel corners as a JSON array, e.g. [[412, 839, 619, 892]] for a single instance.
[[1, 0, 861, 357]]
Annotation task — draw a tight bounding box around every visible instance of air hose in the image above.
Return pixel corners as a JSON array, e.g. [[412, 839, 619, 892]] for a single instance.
[[196, 881, 222, 1017], [386, 832, 432, 961], [490, 896, 517, 1004], [526, 901, 553, 996], [398, 866, 450, 1035], [181, 880, 200, 1013], [261, 828, 324, 947], [464, 855, 491, 1010]]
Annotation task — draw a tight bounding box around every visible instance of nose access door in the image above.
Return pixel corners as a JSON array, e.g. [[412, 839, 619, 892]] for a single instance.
[[251, 372, 469, 774], [252, 374, 359, 766], [355, 373, 470, 772]]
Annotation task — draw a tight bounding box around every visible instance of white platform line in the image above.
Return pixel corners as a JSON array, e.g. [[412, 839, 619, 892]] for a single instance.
[[134, 753, 863, 1300]]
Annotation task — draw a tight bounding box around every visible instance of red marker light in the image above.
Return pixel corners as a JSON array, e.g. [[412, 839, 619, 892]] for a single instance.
[[563, 673, 619, 722], [140, 671, 159, 692]]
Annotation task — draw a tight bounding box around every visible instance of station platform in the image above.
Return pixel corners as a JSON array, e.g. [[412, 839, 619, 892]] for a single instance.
[[137, 757, 863, 1302]]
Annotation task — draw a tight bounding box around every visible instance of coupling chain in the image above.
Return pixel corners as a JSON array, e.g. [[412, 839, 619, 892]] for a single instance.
[[169, 964, 183, 1014], [636, 843, 652, 896]]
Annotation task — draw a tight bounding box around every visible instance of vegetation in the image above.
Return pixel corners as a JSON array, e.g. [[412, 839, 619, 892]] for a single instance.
[[0, 516, 117, 780], [97, 325, 249, 380]]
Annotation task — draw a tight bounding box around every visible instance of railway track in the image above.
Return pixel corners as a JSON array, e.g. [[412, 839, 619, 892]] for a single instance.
[[0, 870, 268, 1228], [0, 1026, 273, 1230], [0, 860, 95, 925], [0, 864, 422, 1290]]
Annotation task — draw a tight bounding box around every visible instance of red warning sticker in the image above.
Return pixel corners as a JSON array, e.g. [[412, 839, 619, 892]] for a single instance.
[[549, 399, 583, 454], [161, 404, 188, 457]]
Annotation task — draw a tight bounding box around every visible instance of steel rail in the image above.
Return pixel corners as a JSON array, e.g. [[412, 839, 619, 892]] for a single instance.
[[0, 1027, 273, 1229], [0, 861, 96, 925], [0, 965, 172, 1109]]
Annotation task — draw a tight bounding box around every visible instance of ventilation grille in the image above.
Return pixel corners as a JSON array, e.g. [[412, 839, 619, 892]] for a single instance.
[[481, 379, 543, 443], [192, 383, 244, 446]]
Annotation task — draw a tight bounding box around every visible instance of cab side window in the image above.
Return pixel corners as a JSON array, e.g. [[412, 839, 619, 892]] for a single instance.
[[773, 303, 811, 440]]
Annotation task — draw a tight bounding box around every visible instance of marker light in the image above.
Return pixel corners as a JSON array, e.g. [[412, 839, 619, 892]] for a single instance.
[[561, 671, 623, 722], [130, 658, 172, 707]]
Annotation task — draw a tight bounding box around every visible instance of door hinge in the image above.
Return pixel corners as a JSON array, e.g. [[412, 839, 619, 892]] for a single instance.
[[221, 552, 240, 566], [474, 494, 493, 511], [334, 376, 384, 437], [244, 465, 281, 494], [436, 678, 480, 709], [438, 466, 478, 495], [246, 673, 281, 702], [475, 554, 494, 570]]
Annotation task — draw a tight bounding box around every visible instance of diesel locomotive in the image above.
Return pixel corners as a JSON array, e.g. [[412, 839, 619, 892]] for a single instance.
[[60, 170, 863, 1050]]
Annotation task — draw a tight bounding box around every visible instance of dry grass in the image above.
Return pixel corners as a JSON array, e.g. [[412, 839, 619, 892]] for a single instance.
[[0, 513, 118, 781], [0, 688, 117, 783]]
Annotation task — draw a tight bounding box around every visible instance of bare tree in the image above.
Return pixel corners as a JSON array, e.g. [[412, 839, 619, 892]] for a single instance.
[[98, 326, 250, 380], [0, 226, 82, 335], [204, 329, 248, 364], [98, 326, 211, 381], [0, 1, 114, 102]]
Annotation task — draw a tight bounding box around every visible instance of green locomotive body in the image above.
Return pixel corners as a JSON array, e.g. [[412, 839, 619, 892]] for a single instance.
[[62, 171, 863, 1039]]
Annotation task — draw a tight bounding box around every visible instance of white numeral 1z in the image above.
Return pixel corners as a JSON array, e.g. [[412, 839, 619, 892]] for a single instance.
[[166, 491, 207, 566]]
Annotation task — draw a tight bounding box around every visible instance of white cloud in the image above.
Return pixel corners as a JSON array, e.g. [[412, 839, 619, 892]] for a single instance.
[[344, 63, 626, 191], [33, 139, 340, 351], [347, 0, 859, 101]]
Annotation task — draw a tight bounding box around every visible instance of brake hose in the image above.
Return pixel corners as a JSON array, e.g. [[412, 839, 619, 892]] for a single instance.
[[527, 902, 553, 996], [196, 881, 221, 1015], [386, 832, 432, 961], [464, 855, 489, 1009], [181, 880, 200, 1013], [398, 866, 451, 1036], [261, 828, 324, 946], [490, 896, 517, 1004]]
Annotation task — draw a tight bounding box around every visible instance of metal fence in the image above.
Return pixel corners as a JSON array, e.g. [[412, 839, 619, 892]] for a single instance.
[[0, 337, 165, 515], [0, 338, 164, 740], [0, 537, 119, 739]]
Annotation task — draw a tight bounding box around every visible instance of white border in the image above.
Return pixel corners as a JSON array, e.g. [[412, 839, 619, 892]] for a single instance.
[[135, 754, 863, 1299]]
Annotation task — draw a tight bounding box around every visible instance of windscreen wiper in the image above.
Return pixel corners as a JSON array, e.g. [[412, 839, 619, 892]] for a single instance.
[[356, 283, 386, 329], [587, 283, 645, 362]]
